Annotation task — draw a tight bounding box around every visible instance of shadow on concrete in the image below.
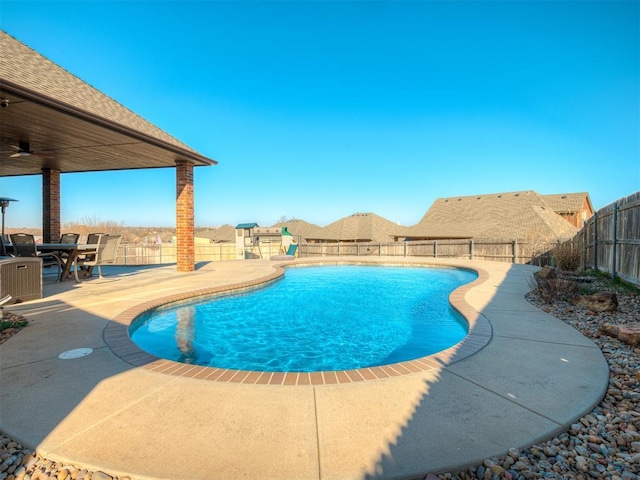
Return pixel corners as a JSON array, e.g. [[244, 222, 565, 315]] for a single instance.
[[1, 266, 164, 449], [0, 261, 610, 480], [363, 263, 609, 479]]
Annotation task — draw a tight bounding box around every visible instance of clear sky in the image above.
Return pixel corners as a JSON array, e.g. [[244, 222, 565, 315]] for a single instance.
[[1, 0, 638, 229]]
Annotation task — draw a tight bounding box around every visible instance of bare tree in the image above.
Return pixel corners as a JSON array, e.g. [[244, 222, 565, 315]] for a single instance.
[[524, 226, 556, 267]]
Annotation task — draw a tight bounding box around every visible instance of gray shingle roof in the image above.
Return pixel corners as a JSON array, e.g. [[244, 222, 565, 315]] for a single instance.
[[0, 31, 199, 154], [308, 212, 411, 243], [407, 190, 578, 240], [542, 193, 593, 214], [196, 225, 236, 243], [1, 31, 216, 175], [272, 219, 323, 241]]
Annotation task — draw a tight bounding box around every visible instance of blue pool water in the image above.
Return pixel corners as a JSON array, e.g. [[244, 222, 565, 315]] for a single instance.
[[130, 265, 476, 372]]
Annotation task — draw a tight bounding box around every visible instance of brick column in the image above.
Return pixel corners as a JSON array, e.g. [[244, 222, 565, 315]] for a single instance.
[[42, 168, 61, 243], [176, 160, 194, 272]]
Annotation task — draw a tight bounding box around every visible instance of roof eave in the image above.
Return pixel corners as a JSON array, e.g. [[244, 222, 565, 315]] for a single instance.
[[1, 79, 217, 167]]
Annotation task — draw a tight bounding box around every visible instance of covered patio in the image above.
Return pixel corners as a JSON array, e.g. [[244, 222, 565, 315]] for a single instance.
[[0, 31, 216, 272]]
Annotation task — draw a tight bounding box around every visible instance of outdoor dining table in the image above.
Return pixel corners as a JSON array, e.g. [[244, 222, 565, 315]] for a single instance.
[[37, 243, 98, 282]]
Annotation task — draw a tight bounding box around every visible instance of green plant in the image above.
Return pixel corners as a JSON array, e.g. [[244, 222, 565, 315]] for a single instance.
[[0, 318, 28, 332], [554, 243, 582, 272], [582, 269, 640, 294]]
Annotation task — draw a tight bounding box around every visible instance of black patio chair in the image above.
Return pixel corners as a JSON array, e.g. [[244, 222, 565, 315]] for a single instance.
[[58, 233, 80, 261], [9, 233, 62, 280]]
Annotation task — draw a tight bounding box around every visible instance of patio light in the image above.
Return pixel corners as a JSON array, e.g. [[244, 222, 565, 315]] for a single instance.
[[0, 197, 18, 239]]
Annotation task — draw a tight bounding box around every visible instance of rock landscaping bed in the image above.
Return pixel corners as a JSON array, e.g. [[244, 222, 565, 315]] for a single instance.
[[0, 270, 638, 480], [434, 270, 640, 480]]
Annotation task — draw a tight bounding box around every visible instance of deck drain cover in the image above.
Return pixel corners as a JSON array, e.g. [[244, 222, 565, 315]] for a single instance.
[[59, 348, 93, 359]]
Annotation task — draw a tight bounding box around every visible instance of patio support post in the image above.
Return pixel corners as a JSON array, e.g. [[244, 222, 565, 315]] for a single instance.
[[176, 160, 195, 272], [42, 168, 61, 243]]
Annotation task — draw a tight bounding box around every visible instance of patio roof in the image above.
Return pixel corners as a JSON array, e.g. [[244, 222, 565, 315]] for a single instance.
[[0, 31, 216, 177]]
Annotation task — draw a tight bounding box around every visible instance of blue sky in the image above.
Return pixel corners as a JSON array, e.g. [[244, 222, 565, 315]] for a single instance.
[[1, 0, 638, 228]]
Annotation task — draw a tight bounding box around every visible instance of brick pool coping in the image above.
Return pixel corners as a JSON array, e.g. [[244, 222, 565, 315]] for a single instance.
[[104, 259, 492, 385]]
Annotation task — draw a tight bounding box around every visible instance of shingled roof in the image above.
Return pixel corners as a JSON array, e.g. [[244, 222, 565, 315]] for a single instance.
[[542, 192, 593, 214], [0, 31, 216, 176], [196, 224, 236, 243], [308, 212, 411, 243], [407, 190, 579, 240], [272, 219, 323, 241]]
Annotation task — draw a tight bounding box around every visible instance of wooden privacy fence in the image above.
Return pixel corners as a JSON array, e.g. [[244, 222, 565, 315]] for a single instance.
[[570, 191, 640, 286], [113, 241, 285, 265], [298, 238, 557, 266], [108, 191, 639, 287], [114, 243, 240, 265], [110, 238, 558, 266]]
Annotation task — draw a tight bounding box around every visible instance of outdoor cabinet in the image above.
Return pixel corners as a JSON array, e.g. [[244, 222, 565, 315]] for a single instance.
[[0, 257, 43, 303]]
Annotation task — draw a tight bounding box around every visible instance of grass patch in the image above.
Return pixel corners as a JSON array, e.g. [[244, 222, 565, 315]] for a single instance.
[[582, 269, 640, 294]]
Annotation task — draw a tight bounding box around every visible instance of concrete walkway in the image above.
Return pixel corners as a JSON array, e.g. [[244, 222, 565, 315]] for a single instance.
[[0, 258, 608, 480]]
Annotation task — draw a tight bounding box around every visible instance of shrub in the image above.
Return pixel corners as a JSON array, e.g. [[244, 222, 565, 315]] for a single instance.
[[529, 274, 580, 304], [554, 243, 582, 272]]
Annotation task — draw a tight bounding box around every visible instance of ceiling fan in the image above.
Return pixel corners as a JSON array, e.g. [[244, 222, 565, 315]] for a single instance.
[[9, 141, 54, 158]]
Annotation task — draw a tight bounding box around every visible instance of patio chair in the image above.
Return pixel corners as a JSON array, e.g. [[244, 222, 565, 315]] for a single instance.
[[60, 233, 80, 244], [9, 233, 62, 280], [57, 233, 80, 261], [72, 233, 122, 282], [10, 233, 62, 274]]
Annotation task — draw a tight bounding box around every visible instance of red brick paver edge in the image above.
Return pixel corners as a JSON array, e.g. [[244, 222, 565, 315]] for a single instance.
[[104, 260, 492, 386]]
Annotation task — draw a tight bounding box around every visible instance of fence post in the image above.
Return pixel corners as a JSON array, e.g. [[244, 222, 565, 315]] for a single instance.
[[513, 239, 517, 263], [404, 242, 407, 257], [612, 202, 618, 280], [593, 211, 598, 272], [582, 224, 587, 271], [356, 243, 360, 256], [434, 241, 438, 258], [378, 243, 381, 257], [470, 239, 474, 260]]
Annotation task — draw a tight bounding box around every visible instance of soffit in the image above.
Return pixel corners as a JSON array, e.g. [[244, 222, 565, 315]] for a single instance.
[[0, 31, 216, 177]]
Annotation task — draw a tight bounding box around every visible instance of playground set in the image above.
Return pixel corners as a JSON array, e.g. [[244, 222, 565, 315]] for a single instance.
[[235, 223, 298, 260]]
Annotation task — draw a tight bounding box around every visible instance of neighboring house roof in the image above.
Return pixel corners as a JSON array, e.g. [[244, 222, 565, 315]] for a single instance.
[[308, 212, 411, 243], [196, 224, 236, 243], [236, 223, 258, 229], [0, 31, 216, 176], [407, 190, 578, 240], [542, 192, 593, 215], [272, 219, 323, 241]]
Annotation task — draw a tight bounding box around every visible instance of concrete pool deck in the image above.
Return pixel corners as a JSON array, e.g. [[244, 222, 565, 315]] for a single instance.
[[0, 257, 608, 480]]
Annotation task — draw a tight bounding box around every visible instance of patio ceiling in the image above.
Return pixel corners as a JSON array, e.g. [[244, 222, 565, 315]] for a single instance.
[[0, 31, 216, 177], [0, 86, 214, 177]]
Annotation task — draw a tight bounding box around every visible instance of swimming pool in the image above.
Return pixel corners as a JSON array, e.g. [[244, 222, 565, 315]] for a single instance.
[[130, 265, 476, 372]]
